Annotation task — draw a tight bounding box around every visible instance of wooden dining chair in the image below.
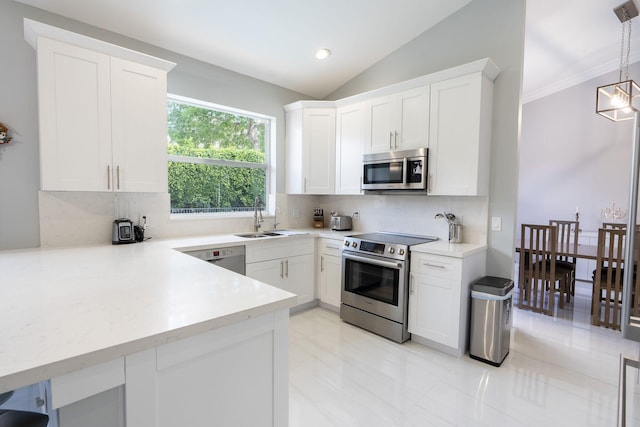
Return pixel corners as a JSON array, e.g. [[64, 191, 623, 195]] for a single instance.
[[592, 228, 626, 329], [549, 219, 579, 301], [602, 222, 627, 229], [519, 224, 570, 315]]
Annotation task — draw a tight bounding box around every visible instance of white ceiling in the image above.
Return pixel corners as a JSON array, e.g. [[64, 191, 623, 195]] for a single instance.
[[14, 0, 640, 103], [524, 0, 640, 103]]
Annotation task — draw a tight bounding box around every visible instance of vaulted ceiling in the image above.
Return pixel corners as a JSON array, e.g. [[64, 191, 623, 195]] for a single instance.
[[14, 0, 640, 103]]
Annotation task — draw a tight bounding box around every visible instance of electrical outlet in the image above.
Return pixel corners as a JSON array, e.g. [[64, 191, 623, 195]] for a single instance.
[[292, 207, 301, 218], [491, 216, 502, 231], [352, 211, 360, 220]]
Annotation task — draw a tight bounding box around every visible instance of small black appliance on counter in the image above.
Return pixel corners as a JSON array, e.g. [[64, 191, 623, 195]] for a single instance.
[[112, 218, 136, 244]]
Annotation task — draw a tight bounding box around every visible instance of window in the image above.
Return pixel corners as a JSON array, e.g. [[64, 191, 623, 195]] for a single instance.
[[167, 95, 271, 215]]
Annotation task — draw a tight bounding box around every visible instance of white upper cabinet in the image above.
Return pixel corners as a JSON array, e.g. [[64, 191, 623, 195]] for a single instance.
[[110, 57, 170, 192], [26, 19, 175, 193], [284, 58, 499, 197], [335, 102, 365, 195], [285, 102, 336, 195], [37, 38, 113, 191], [428, 72, 494, 196], [364, 86, 430, 153]]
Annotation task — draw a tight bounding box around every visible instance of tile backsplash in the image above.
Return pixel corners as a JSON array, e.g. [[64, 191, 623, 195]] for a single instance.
[[38, 191, 488, 247]]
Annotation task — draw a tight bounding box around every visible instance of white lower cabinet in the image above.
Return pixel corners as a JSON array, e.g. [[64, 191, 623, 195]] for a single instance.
[[246, 237, 315, 306], [125, 310, 290, 427], [317, 238, 343, 309], [408, 250, 486, 357]]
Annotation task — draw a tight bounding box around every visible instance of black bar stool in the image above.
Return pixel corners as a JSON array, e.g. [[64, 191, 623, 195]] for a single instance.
[[0, 409, 49, 427]]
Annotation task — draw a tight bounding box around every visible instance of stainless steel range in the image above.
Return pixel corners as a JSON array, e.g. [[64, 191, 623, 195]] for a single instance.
[[340, 232, 437, 343]]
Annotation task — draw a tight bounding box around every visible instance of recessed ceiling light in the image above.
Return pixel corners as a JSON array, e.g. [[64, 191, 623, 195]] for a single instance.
[[315, 48, 331, 60]]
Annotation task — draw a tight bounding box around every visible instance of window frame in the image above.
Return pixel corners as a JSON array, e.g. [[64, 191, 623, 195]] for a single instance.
[[167, 93, 274, 218]]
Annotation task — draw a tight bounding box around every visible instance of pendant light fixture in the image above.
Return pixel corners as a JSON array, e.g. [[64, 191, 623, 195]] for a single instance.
[[596, 0, 639, 121]]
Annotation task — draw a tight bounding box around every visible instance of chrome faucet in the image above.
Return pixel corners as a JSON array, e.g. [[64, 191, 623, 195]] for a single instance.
[[272, 207, 281, 230], [253, 196, 264, 232]]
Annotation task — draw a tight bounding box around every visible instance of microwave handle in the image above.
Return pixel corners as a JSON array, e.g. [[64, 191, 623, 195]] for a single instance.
[[403, 157, 408, 184]]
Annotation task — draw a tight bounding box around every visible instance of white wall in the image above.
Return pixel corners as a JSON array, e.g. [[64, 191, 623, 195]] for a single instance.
[[518, 63, 640, 234]]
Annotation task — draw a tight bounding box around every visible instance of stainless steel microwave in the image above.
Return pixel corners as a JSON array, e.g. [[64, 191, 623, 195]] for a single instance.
[[362, 147, 428, 192]]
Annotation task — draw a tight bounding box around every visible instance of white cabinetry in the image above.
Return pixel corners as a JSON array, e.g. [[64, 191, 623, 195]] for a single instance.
[[246, 237, 315, 306], [125, 310, 289, 427], [335, 103, 365, 194], [317, 238, 343, 310], [35, 35, 173, 193], [428, 72, 494, 196], [364, 86, 429, 153], [408, 249, 486, 357], [285, 102, 336, 194]]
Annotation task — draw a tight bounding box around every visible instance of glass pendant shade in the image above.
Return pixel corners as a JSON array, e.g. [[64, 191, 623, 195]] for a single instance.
[[596, 80, 640, 121]]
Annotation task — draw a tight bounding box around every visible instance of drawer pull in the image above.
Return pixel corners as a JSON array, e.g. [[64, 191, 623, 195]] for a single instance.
[[326, 244, 340, 250], [410, 273, 415, 295], [423, 262, 446, 269]]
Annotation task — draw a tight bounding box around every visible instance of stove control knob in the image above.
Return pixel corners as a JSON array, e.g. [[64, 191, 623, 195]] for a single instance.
[[344, 240, 350, 247], [389, 247, 395, 254], [399, 249, 405, 256], [352, 242, 357, 248]]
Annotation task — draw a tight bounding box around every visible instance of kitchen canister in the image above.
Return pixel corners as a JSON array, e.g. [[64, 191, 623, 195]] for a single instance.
[[449, 223, 463, 243]]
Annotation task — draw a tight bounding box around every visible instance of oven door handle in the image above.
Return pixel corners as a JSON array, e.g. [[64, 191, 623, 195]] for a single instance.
[[343, 253, 402, 270]]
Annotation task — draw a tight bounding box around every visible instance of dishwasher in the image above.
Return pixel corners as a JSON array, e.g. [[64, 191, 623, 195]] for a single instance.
[[184, 245, 246, 275]]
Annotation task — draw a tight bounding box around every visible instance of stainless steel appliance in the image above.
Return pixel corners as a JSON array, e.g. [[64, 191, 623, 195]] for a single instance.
[[331, 215, 352, 231], [184, 246, 246, 275], [112, 218, 136, 244], [362, 147, 428, 193], [340, 232, 437, 343]]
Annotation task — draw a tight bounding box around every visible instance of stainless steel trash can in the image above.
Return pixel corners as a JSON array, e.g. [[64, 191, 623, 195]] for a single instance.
[[469, 276, 514, 366]]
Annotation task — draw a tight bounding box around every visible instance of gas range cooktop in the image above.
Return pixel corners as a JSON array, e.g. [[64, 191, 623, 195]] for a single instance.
[[342, 232, 438, 261]]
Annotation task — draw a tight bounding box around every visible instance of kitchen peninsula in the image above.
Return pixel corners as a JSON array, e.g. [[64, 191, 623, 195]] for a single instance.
[[0, 239, 296, 426]]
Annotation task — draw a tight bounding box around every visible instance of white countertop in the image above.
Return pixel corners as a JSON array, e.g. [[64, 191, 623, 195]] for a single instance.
[[0, 236, 301, 393], [410, 240, 487, 258], [0, 227, 484, 393]]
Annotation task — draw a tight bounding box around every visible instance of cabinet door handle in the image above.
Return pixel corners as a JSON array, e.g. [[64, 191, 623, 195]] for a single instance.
[[285, 260, 289, 278], [107, 165, 111, 190], [280, 260, 284, 278], [359, 176, 363, 193], [423, 262, 446, 269], [320, 256, 324, 272], [428, 174, 432, 193], [394, 131, 398, 149], [304, 178, 307, 193], [410, 273, 415, 295], [389, 131, 393, 149], [116, 166, 121, 190]]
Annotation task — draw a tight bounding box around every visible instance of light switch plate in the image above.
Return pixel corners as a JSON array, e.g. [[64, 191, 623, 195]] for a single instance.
[[491, 216, 502, 231]]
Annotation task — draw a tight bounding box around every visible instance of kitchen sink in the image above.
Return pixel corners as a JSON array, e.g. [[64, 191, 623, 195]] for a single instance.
[[234, 231, 283, 238]]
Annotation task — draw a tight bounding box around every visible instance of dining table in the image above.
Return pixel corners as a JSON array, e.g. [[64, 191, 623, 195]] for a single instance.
[[514, 242, 598, 260]]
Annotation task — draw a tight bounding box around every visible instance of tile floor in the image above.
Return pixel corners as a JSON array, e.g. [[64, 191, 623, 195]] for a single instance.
[[289, 283, 640, 426]]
